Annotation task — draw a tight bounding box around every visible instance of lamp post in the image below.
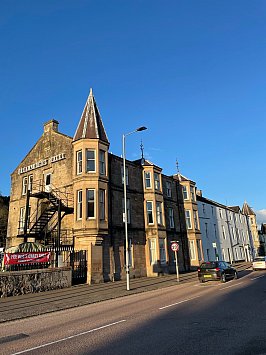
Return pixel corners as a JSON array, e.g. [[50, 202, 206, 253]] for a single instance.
[[123, 126, 147, 291]]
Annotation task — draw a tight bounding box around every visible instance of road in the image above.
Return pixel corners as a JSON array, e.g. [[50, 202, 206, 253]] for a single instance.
[[0, 268, 265, 355]]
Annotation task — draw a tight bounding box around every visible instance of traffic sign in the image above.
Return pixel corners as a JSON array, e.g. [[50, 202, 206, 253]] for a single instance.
[[171, 242, 179, 252]]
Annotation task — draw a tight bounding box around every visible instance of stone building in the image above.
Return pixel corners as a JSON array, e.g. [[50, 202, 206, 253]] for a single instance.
[[7, 89, 193, 283]]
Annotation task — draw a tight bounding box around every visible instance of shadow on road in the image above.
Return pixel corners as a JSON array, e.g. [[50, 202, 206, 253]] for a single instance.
[[84, 272, 266, 355]]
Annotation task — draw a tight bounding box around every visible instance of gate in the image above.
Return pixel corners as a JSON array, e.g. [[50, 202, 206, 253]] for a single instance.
[[71, 250, 87, 285]]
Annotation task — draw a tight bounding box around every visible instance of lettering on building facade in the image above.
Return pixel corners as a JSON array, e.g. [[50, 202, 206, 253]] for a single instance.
[[18, 153, 66, 175]]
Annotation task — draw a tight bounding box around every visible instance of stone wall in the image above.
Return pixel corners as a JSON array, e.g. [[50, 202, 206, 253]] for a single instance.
[[0, 267, 72, 297]]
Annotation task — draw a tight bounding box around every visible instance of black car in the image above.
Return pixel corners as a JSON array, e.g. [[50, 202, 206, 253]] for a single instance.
[[198, 261, 238, 283]]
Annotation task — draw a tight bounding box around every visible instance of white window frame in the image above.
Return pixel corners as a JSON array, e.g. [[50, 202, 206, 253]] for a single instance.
[[156, 201, 163, 225], [154, 172, 160, 191], [193, 210, 198, 229], [86, 149, 96, 173], [145, 171, 152, 189], [76, 150, 82, 175], [19, 206, 25, 231], [185, 210, 192, 229], [77, 190, 82, 220], [146, 201, 154, 224], [86, 189, 95, 219], [99, 150, 106, 175], [196, 240, 202, 261], [149, 238, 157, 265], [183, 185, 188, 200], [22, 176, 28, 195], [189, 240, 196, 260], [28, 175, 33, 192]]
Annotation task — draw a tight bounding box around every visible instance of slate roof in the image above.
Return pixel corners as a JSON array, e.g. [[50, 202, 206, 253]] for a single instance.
[[242, 201, 255, 216], [229, 206, 241, 213], [133, 158, 162, 171], [73, 89, 109, 144]]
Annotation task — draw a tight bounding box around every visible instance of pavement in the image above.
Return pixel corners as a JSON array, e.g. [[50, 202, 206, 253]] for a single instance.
[[0, 262, 251, 323]]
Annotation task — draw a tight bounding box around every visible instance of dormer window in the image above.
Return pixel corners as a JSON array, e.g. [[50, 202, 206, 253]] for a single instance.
[[86, 150, 96, 172], [154, 173, 160, 191]]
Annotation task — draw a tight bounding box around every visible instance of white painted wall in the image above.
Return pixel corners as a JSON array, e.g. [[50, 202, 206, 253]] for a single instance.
[[197, 199, 253, 263]]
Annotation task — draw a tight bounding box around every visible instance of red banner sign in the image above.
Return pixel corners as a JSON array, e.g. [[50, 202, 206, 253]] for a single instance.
[[4, 252, 51, 266]]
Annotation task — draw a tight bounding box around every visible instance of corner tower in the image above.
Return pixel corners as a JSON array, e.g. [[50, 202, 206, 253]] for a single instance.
[[72, 89, 109, 283]]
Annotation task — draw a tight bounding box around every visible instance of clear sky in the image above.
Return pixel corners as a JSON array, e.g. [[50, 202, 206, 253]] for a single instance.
[[1, 1, 266, 222]]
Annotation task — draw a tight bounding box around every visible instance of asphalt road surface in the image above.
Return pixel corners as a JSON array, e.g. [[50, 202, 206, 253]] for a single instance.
[[0, 269, 265, 355]]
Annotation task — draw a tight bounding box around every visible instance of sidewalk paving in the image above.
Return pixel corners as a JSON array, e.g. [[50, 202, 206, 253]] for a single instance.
[[0, 262, 251, 323]]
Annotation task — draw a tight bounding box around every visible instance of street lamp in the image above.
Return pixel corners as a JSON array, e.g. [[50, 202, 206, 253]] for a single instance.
[[123, 126, 147, 291]]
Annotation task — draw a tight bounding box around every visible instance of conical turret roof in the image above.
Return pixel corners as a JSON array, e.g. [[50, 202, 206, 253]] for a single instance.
[[73, 89, 109, 144]]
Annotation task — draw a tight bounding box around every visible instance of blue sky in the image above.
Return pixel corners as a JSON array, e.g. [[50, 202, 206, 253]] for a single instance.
[[1, 1, 266, 220]]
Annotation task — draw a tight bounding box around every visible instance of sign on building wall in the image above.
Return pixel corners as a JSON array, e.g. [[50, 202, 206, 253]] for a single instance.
[[18, 153, 66, 174], [4, 252, 51, 265]]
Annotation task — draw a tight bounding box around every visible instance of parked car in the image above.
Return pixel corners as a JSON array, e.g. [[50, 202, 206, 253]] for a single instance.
[[252, 256, 266, 270], [198, 261, 238, 283]]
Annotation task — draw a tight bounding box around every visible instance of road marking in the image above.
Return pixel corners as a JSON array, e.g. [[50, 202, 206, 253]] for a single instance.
[[251, 275, 265, 280], [10, 319, 126, 355], [159, 296, 200, 310], [219, 282, 243, 290]]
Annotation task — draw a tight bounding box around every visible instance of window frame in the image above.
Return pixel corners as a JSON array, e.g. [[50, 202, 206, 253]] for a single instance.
[[86, 189, 95, 219], [189, 240, 196, 260], [190, 186, 195, 201], [146, 201, 154, 225], [99, 189, 105, 220], [149, 238, 157, 265], [166, 181, 172, 198], [156, 201, 163, 225], [99, 150, 106, 175], [77, 190, 83, 220], [193, 210, 198, 229], [183, 185, 188, 200], [76, 150, 83, 175], [159, 238, 167, 264], [185, 209, 192, 229], [86, 149, 96, 173], [154, 172, 160, 191], [121, 165, 129, 185], [122, 197, 131, 224], [168, 207, 174, 228], [22, 176, 28, 195], [145, 171, 152, 189]]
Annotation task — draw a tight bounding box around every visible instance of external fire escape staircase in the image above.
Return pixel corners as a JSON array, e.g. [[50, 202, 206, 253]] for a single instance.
[[19, 182, 74, 245]]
